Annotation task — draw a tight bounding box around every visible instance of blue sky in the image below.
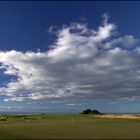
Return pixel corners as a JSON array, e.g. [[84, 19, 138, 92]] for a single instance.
[[0, 1, 140, 113]]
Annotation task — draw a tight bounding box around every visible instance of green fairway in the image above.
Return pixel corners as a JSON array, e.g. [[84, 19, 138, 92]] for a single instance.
[[0, 114, 140, 139]]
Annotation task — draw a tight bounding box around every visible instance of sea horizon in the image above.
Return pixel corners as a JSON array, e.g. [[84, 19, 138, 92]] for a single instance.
[[0, 110, 139, 115]]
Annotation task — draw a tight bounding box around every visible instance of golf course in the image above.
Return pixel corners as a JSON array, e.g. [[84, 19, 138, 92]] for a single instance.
[[0, 114, 140, 139]]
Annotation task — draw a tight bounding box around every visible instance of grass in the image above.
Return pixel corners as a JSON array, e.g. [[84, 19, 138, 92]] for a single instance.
[[0, 114, 140, 139]]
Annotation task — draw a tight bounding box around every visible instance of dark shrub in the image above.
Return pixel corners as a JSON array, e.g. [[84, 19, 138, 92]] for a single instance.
[[81, 109, 92, 114], [81, 109, 103, 115]]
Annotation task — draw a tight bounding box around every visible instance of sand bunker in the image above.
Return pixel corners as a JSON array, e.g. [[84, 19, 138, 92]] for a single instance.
[[96, 114, 140, 119]]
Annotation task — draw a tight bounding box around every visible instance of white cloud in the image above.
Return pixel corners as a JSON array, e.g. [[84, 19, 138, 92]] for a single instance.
[[104, 35, 138, 49], [0, 14, 140, 103], [66, 103, 77, 106], [66, 103, 84, 106]]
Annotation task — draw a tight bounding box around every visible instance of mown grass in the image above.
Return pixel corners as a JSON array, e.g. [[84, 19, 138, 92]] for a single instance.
[[0, 114, 140, 139]]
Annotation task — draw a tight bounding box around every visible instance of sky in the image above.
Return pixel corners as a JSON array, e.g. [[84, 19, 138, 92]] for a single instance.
[[0, 1, 140, 113]]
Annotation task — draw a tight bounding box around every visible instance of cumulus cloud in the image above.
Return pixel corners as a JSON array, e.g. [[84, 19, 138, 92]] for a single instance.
[[0, 14, 140, 103]]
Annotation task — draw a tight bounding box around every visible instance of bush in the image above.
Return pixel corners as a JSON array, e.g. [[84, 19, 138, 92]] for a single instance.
[[82, 109, 92, 114], [81, 109, 103, 115], [0, 118, 7, 121]]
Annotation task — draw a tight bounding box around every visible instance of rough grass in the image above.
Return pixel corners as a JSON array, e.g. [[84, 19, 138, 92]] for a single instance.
[[0, 114, 140, 139]]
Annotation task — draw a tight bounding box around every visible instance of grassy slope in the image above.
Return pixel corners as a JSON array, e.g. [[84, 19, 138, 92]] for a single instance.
[[0, 114, 140, 139]]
